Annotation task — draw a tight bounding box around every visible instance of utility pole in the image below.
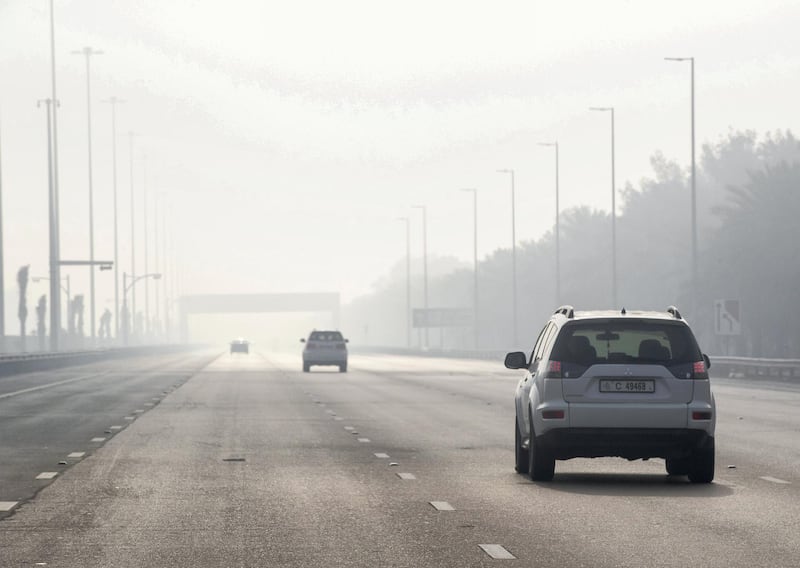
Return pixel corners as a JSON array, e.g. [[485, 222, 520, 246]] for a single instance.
[[103, 97, 124, 341], [48, 0, 62, 349], [128, 131, 136, 338], [411, 205, 428, 349], [143, 153, 149, 337], [590, 107, 617, 307], [497, 169, 518, 346], [38, 99, 60, 352], [72, 46, 103, 343], [397, 217, 411, 349]]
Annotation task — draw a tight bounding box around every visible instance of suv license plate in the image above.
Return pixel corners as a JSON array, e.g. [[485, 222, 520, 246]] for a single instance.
[[599, 379, 655, 393]]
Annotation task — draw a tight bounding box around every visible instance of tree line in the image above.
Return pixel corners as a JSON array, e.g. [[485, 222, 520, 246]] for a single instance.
[[343, 130, 800, 357]]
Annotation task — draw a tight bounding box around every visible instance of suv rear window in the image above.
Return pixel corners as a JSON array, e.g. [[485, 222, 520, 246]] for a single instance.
[[550, 319, 702, 377], [309, 331, 343, 342]]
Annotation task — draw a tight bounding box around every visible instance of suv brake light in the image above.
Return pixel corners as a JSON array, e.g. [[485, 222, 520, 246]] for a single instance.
[[692, 361, 709, 379], [545, 361, 562, 378]]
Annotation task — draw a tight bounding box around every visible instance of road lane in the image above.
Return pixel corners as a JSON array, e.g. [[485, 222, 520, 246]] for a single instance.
[[0, 352, 797, 567], [0, 349, 218, 517]]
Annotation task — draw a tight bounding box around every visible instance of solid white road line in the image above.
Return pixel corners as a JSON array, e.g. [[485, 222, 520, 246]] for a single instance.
[[430, 501, 455, 511], [760, 476, 791, 484], [374, 453, 390, 458], [67, 452, 85, 458], [0, 501, 19, 512], [479, 544, 516, 559], [0, 371, 110, 401], [397, 473, 416, 480], [358, 438, 371, 443], [90, 437, 107, 443], [35, 472, 58, 480]]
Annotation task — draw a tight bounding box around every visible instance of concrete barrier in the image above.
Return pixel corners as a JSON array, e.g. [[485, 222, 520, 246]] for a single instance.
[[0, 345, 200, 378]]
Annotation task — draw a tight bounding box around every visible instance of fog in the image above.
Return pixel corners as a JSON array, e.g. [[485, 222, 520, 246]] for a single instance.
[[1, 1, 799, 354]]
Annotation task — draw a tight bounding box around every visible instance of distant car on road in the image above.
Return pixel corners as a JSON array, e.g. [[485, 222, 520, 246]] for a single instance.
[[230, 338, 250, 354], [505, 306, 715, 483], [301, 330, 348, 372]]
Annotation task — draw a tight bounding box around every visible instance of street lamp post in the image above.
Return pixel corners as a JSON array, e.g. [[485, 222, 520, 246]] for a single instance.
[[38, 98, 60, 351], [128, 131, 137, 335], [497, 169, 518, 346], [538, 142, 560, 305], [397, 217, 411, 349], [122, 272, 161, 345], [460, 188, 479, 348], [665, 56, 697, 317], [411, 205, 428, 349], [72, 46, 103, 343], [589, 107, 617, 308], [48, 0, 63, 350], [102, 97, 124, 341]]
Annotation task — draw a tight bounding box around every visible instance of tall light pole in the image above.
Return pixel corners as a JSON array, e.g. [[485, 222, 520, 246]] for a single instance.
[[538, 142, 560, 305], [39, 98, 60, 351], [665, 56, 697, 317], [72, 46, 103, 343], [396, 217, 411, 349], [102, 97, 124, 341], [128, 131, 137, 336], [497, 169, 518, 346], [460, 188, 479, 348], [589, 107, 617, 308], [162, 195, 170, 341], [411, 205, 428, 349], [142, 153, 149, 337], [48, 0, 62, 349]]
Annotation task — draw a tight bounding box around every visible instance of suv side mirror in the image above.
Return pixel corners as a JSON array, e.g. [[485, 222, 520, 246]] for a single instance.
[[345, 339, 349, 343], [504, 351, 528, 370], [703, 353, 711, 370], [300, 338, 306, 343]]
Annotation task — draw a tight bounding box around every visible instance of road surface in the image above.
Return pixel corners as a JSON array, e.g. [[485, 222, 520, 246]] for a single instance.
[[1, 351, 798, 567]]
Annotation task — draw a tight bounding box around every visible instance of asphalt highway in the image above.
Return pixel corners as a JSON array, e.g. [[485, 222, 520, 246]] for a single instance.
[[0, 351, 798, 567]]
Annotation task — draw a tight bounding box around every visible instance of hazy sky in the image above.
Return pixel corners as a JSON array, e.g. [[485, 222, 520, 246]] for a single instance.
[[1, 0, 799, 331]]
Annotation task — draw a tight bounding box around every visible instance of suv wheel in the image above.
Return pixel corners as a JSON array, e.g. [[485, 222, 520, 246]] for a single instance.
[[665, 457, 690, 476], [303, 363, 310, 373], [515, 419, 529, 474], [688, 440, 715, 484], [339, 363, 347, 373], [528, 411, 555, 481]]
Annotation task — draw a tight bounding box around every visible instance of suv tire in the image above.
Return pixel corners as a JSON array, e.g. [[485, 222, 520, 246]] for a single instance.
[[339, 364, 347, 373], [515, 419, 529, 474], [665, 457, 690, 476], [528, 411, 555, 481], [688, 440, 715, 484], [303, 363, 310, 373]]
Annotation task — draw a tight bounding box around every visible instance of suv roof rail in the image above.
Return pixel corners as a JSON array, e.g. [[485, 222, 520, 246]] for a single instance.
[[554, 305, 575, 319], [666, 305, 682, 319]]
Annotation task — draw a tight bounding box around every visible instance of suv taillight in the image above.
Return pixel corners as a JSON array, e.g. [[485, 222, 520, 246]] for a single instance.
[[545, 361, 562, 378], [692, 361, 709, 379]]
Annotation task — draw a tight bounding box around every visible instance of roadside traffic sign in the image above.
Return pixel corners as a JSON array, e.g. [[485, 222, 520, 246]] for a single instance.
[[714, 299, 741, 336]]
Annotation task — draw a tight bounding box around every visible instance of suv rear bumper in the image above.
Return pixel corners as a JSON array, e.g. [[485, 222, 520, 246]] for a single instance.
[[537, 428, 713, 460]]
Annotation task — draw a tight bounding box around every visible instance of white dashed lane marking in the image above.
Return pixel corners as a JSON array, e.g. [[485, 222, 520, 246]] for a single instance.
[[397, 473, 416, 480], [133, 409, 145, 414], [67, 452, 85, 458], [0, 501, 19, 512], [35, 472, 58, 480], [358, 438, 371, 443], [110, 425, 123, 430], [479, 544, 516, 559], [344, 426, 355, 431], [334, 417, 344, 421], [374, 453, 390, 458], [430, 501, 455, 511], [90, 437, 106, 443], [760, 476, 790, 484], [124, 416, 135, 421]]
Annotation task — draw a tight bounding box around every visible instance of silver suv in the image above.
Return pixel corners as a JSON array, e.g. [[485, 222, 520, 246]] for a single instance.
[[505, 306, 715, 483], [301, 330, 349, 373]]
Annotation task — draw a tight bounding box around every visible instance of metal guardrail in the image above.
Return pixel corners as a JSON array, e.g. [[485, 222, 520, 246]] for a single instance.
[[352, 347, 800, 382]]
